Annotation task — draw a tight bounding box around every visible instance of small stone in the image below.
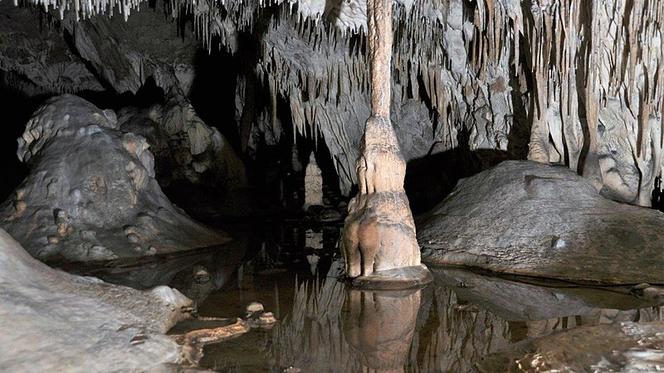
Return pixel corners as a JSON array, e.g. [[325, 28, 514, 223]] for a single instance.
[[47, 235, 59, 244], [246, 302, 264, 313]]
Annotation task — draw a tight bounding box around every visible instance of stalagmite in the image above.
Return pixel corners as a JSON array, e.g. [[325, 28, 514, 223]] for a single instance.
[[340, 0, 431, 289], [303, 152, 323, 209]]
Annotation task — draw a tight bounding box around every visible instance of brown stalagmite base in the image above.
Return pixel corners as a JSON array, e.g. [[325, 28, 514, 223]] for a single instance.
[[340, 0, 430, 289], [341, 117, 431, 289]]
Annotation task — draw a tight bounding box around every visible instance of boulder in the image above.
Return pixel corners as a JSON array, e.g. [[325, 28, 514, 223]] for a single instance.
[[0, 95, 230, 263], [419, 161, 664, 285], [0, 228, 192, 371]]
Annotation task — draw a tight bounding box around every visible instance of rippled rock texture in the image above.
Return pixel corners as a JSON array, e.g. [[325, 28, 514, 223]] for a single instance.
[[419, 160, 664, 285], [0, 94, 229, 262], [0, 228, 192, 371]]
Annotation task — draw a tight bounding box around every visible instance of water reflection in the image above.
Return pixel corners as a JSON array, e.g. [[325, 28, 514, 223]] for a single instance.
[[200, 264, 664, 372], [343, 288, 421, 372], [56, 243, 245, 304], [54, 222, 664, 372]]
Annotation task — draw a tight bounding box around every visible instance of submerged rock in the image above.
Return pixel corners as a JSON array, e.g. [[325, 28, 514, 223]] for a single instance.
[[0, 95, 230, 262], [0, 228, 192, 371], [419, 161, 664, 285]]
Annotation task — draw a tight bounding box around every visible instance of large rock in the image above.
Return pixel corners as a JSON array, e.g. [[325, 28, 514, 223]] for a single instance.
[[0, 95, 230, 263], [418, 160, 664, 285], [0, 228, 192, 371]]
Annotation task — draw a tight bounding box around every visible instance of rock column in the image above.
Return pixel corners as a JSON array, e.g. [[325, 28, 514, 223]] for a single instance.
[[340, 0, 431, 289]]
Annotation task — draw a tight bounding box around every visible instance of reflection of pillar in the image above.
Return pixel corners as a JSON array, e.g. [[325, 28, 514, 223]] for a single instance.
[[306, 254, 320, 275], [305, 228, 323, 250], [304, 152, 323, 209], [292, 143, 302, 173], [342, 289, 421, 372]]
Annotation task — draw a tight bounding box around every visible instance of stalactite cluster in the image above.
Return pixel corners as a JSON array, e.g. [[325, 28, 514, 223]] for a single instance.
[[9, 0, 664, 204], [522, 0, 664, 205]]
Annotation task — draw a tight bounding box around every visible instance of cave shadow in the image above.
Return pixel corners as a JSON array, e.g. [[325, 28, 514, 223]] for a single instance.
[[405, 147, 511, 215], [405, 114, 512, 215], [188, 47, 241, 154], [0, 75, 42, 203]]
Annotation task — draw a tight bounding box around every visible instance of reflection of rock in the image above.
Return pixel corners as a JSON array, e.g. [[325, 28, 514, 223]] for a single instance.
[[0, 95, 230, 262], [59, 239, 246, 307], [433, 269, 662, 322], [413, 272, 664, 372], [420, 161, 664, 284], [343, 289, 421, 371], [477, 321, 664, 372], [268, 262, 663, 372], [0, 228, 192, 371]]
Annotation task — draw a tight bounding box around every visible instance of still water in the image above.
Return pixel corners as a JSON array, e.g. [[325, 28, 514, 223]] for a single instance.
[[61, 221, 664, 372]]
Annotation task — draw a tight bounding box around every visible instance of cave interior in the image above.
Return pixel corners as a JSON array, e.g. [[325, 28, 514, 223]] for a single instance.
[[1, 0, 664, 371]]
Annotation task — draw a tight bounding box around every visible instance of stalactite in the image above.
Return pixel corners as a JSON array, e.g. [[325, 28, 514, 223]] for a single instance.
[[11, 0, 664, 204]]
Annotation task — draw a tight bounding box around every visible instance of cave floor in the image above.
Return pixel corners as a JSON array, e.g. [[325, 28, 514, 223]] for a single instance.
[[58, 220, 664, 372]]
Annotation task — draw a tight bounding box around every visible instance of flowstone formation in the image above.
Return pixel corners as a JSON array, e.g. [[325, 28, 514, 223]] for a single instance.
[[340, 0, 430, 289], [0, 228, 192, 371], [0, 94, 230, 263], [118, 90, 246, 191], [419, 161, 664, 285]]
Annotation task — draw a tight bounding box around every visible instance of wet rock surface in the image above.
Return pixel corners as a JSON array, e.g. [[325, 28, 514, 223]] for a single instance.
[[477, 321, 664, 372], [419, 160, 664, 285], [0, 228, 192, 372], [0, 94, 230, 262]]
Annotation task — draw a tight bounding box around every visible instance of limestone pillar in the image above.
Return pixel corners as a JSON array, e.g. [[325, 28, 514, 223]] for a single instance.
[[303, 152, 323, 209], [340, 0, 431, 288]]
